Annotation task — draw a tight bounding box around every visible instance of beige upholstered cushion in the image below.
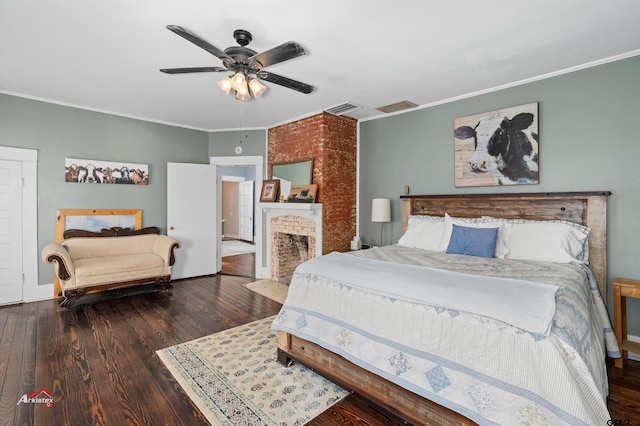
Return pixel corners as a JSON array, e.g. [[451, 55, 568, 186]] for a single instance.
[[73, 254, 167, 288]]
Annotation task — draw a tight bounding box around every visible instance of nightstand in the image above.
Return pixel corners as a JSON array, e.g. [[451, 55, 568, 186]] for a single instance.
[[613, 278, 640, 368]]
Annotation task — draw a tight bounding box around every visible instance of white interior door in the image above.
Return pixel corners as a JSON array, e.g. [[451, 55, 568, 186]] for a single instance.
[[0, 160, 23, 305], [239, 180, 254, 242], [167, 162, 218, 280]]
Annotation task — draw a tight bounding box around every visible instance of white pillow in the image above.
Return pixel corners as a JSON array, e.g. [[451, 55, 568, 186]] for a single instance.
[[505, 222, 589, 263], [483, 217, 590, 263], [398, 215, 445, 251], [440, 213, 511, 257]]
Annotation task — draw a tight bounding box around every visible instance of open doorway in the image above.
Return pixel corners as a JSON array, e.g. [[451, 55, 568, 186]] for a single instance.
[[221, 167, 255, 242], [210, 156, 264, 279], [220, 167, 256, 278]]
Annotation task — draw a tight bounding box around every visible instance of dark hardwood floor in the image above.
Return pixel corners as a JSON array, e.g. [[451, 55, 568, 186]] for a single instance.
[[607, 357, 640, 424], [0, 253, 638, 425], [221, 252, 256, 277]]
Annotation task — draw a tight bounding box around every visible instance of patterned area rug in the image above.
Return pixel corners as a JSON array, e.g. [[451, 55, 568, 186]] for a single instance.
[[157, 316, 347, 425], [221, 240, 256, 257], [243, 280, 289, 304]]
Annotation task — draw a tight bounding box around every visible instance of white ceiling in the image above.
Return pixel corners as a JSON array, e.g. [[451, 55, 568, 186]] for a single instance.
[[1, 1, 639, 131]]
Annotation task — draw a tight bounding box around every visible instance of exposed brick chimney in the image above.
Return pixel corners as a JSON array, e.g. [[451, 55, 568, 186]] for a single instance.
[[268, 112, 357, 253]]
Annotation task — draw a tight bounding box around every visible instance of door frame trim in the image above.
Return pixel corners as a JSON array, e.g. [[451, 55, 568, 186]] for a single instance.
[[238, 180, 254, 242], [0, 146, 44, 302], [210, 156, 265, 278]]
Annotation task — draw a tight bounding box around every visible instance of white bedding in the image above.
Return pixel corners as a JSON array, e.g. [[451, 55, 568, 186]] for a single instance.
[[296, 252, 562, 335], [271, 245, 620, 426]]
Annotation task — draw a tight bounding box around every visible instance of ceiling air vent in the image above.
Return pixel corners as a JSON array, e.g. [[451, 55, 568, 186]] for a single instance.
[[376, 100, 418, 114], [324, 102, 361, 116]]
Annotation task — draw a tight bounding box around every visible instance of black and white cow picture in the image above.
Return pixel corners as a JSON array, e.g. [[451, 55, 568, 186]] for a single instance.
[[454, 103, 539, 187], [76, 164, 102, 183], [64, 158, 149, 185]]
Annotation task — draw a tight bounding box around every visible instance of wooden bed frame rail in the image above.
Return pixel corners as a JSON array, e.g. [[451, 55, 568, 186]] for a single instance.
[[277, 332, 475, 425]]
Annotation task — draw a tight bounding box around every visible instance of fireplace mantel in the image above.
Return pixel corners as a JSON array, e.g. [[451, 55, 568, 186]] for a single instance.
[[259, 202, 322, 213], [261, 203, 322, 281]]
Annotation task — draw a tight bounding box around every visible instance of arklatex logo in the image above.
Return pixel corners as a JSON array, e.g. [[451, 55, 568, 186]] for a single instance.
[[17, 388, 54, 407]]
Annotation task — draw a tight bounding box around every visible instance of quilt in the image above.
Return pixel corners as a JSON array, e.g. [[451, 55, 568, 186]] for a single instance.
[[271, 245, 620, 426]]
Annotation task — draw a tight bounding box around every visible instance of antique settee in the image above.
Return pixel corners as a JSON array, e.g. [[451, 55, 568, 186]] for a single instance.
[[42, 227, 180, 307]]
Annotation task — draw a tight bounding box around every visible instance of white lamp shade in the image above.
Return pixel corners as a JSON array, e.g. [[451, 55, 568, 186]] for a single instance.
[[235, 85, 251, 101], [371, 198, 391, 222], [230, 72, 247, 91], [248, 78, 267, 97], [216, 76, 233, 95]]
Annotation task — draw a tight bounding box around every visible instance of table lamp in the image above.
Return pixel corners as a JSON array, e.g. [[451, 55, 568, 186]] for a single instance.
[[371, 198, 391, 246]]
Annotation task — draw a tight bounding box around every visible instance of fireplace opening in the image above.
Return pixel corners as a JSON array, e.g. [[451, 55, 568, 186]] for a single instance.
[[274, 233, 310, 284], [269, 213, 319, 284]]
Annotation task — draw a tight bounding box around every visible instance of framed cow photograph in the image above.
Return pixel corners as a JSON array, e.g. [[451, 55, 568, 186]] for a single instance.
[[65, 158, 149, 185], [454, 102, 539, 187]]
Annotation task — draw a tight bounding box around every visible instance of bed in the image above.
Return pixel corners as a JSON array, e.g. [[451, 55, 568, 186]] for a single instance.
[[272, 192, 619, 425]]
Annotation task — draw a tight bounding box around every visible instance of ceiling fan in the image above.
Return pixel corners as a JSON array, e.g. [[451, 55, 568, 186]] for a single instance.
[[160, 25, 315, 100]]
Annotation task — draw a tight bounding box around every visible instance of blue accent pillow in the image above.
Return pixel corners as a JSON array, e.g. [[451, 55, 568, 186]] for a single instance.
[[446, 224, 499, 258]]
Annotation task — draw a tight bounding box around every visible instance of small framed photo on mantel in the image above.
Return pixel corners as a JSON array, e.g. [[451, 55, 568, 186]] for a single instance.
[[260, 179, 280, 202]]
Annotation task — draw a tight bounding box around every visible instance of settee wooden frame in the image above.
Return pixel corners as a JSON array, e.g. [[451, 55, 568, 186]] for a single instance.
[[277, 191, 611, 425]]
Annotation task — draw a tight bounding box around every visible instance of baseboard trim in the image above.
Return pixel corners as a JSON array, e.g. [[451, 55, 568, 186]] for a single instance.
[[24, 282, 54, 303], [256, 266, 269, 280]]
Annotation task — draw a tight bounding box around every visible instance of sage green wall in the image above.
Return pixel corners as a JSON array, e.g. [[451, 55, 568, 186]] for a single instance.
[[0, 94, 210, 284], [359, 55, 640, 332], [208, 129, 267, 162]]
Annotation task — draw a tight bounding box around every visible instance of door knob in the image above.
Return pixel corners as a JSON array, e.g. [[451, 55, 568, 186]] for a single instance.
[[169, 226, 175, 230]]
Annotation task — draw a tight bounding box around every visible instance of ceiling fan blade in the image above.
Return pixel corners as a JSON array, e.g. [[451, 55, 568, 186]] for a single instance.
[[257, 71, 315, 94], [250, 42, 307, 69], [166, 25, 234, 65], [160, 67, 229, 74]]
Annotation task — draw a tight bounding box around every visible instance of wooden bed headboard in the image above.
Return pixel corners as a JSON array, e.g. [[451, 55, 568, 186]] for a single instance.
[[400, 191, 611, 303]]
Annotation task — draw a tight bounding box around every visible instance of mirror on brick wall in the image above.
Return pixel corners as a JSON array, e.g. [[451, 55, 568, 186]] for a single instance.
[[270, 158, 313, 198]]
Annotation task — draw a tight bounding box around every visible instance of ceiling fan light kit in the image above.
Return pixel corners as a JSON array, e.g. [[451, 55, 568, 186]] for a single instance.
[[161, 26, 315, 101], [214, 70, 268, 99]]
